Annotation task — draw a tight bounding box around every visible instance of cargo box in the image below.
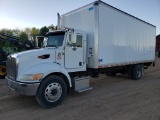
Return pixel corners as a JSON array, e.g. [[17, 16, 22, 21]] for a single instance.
[[61, 1, 156, 68]]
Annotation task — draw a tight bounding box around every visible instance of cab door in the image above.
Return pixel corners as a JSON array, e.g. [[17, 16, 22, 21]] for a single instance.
[[65, 32, 84, 69]]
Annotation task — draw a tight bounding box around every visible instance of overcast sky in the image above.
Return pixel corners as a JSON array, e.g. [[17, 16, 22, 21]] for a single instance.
[[0, 0, 160, 35]]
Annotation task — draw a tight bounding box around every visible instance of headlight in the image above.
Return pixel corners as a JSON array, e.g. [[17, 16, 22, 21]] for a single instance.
[[20, 73, 43, 81]]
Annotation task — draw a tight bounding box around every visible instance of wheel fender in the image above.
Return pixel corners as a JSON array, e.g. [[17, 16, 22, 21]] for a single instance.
[[60, 66, 72, 87]]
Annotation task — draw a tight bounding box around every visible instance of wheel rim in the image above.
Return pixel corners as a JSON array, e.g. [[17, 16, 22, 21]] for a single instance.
[[0, 65, 6, 76], [45, 82, 62, 102], [137, 68, 142, 78]]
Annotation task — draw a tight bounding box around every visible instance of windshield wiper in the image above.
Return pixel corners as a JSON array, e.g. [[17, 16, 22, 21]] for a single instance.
[[46, 45, 57, 48]]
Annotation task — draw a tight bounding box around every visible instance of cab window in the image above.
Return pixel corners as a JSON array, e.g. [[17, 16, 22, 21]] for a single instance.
[[66, 34, 83, 47], [76, 35, 82, 47]]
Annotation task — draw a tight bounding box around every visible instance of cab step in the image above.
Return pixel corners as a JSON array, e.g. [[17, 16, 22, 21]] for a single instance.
[[74, 76, 92, 92], [76, 87, 92, 93]]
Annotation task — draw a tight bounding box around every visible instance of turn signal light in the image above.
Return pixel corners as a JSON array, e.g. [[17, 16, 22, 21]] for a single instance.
[[32, 74, 43, 80]]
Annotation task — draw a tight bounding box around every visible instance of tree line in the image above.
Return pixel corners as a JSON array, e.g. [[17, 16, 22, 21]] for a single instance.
[[0, 25, 56, 53], [0, 24, 56, 41]]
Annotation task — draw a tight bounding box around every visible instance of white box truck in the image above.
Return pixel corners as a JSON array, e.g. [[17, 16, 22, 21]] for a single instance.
[[6, 0, 156, 108]]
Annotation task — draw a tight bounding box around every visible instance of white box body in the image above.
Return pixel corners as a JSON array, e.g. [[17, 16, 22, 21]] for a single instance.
[[61, 1, 156, 69]]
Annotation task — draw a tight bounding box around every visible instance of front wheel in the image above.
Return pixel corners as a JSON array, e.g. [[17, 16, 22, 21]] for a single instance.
[[0, 62, 7, 79], [36, 75, 67, 108]]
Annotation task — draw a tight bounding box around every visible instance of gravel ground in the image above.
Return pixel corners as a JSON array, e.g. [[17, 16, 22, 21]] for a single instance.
[[0, 58, 160, 120]]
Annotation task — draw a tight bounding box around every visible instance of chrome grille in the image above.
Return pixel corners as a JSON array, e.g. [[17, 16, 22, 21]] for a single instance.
[[6, 56, 17, 81]]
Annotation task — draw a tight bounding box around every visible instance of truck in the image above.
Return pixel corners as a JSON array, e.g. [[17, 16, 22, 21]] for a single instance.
[[156, 34, 160, 57], [6, 0, 156, 108]]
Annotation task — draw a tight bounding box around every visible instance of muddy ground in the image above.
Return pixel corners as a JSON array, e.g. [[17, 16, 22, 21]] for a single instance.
[[0, 58, 160, 120]]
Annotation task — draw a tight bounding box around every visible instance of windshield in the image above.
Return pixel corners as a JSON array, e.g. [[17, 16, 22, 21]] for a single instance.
[[45, 32, 65, 47]]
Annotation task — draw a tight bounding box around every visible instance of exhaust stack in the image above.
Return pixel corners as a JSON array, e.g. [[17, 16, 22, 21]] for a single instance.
[[57, 13, 61, 29]]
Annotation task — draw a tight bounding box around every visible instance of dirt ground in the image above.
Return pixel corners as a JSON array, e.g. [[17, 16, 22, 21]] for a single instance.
[[0, 59, 160, 120]]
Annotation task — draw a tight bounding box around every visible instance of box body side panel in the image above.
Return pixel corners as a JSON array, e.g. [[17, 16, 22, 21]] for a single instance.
[[98, 3, 156, 67], [61, 2, 156, 68]]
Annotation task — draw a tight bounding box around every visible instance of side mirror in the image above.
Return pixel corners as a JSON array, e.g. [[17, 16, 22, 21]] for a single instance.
[[71, 31, 76, 43], [43, 37, 47, 47]]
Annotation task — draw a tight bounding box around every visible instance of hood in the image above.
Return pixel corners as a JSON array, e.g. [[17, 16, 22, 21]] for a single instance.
[[11, 48, 56, 75]]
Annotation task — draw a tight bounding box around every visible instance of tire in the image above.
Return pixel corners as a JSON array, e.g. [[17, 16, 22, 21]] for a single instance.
[[0, 62, 7, 79], [127, 65, 133, 79], [132, 65, 143, 80], [36, 75, 67, 108]]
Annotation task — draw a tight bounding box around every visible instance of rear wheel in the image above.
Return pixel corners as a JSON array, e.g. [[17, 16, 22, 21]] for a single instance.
[[0, 62, 6, 79], [36, 75, 67, 108], [132, 65, 143, 80]]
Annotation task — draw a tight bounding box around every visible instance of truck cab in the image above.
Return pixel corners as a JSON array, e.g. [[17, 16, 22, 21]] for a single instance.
[[44, 29, 87, 72], [6, 28, 90, 108]]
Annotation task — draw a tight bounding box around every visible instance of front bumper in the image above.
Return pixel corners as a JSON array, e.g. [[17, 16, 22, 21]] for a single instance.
[[6, 76, 40, 96]]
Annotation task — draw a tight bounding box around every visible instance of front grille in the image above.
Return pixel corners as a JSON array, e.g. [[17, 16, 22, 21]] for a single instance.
[[6, 56, 17, 81]]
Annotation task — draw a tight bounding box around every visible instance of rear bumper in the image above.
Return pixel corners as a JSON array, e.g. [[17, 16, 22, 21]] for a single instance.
[[6, 76, 40, 96]]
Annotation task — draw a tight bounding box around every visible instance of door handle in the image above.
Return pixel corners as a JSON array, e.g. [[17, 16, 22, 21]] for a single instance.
[[72, 46, 77, 51]]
